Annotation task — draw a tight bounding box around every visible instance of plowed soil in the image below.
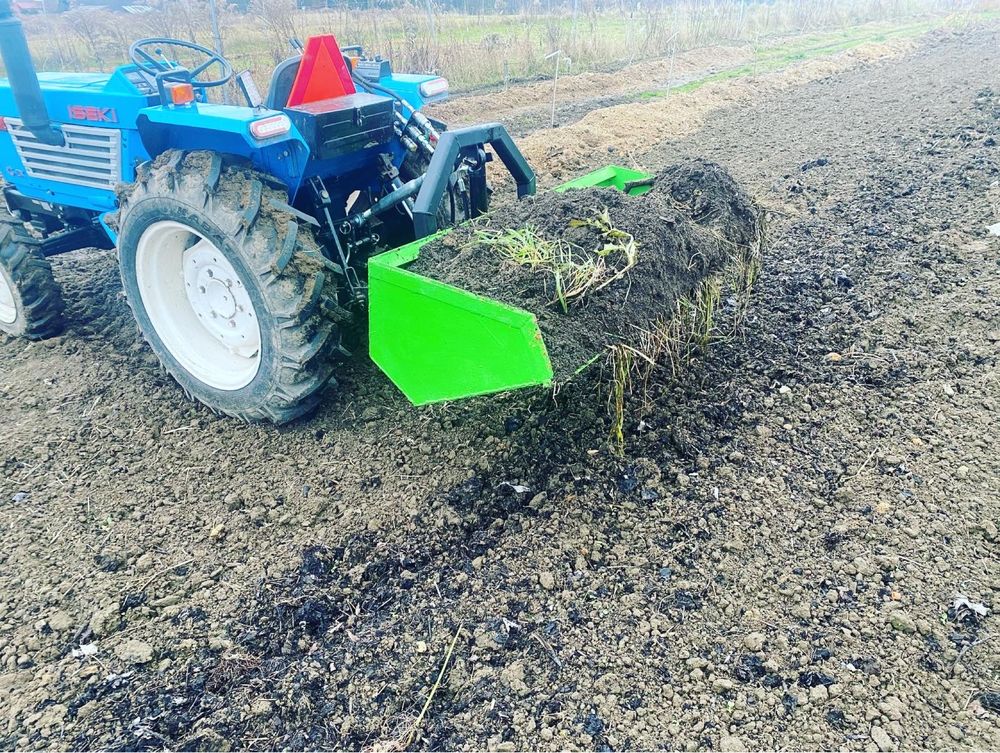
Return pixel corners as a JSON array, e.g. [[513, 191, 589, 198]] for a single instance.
[[1, 23, 998, 753]]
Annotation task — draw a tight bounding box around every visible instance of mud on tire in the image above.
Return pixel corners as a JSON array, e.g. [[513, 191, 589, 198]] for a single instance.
[[0, 223, 64, 340], [117, 150, 350, 424]]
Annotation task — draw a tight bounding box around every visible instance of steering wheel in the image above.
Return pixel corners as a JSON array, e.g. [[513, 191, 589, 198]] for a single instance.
[[129, 38, 233, 88]]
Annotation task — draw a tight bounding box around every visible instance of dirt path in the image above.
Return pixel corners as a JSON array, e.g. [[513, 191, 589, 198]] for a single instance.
[[496, 37, 917, 187], [1, 23, 998, 752], [427, 44, 752, 137], [426, 20, 928, 141]]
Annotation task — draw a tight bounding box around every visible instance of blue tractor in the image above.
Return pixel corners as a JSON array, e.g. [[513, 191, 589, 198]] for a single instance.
[[0, 0, 535, 422]]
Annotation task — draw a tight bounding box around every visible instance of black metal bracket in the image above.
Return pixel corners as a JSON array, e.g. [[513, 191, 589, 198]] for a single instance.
[[411, 123, 535, 238], [307, 176, 365, 305]]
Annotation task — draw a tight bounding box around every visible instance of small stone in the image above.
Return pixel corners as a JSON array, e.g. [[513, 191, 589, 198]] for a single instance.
[[853, 557, 877, 576], [825, 352, 843, 362], [888, 611, 916, 633], [791, 602, 812, 620], [116, 639, 154, 665], [871, 725, 894, 752], [810, 684, 829, 703], [712, 678, 735, 694], [90, 604, 120, 637], [500, 660, 528, 696], [947, 726, 963, 741], [46, 610, 73, 633], [150, 595, 181, 608], [539, 571, 556, 591], [720, 735, 747, 752], [980, 519, 998, 542], [36, 703, 67, 728], [743, 632, 766, 652], [878, 696, 905, 721]]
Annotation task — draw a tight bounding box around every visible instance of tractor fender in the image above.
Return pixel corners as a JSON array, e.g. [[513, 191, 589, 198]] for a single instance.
[[135, 103, 310, 196]]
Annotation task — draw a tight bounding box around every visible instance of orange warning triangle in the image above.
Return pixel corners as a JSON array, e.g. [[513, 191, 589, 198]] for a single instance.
[[286, 35, 356, 107]]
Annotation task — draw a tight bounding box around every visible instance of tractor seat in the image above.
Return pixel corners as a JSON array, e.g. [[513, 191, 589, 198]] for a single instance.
[[265, 55, 301, 111], [267, 34, 356, 111]]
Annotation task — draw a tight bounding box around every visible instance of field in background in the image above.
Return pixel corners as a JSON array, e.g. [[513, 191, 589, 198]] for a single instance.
[[18, 0, 998, 94]]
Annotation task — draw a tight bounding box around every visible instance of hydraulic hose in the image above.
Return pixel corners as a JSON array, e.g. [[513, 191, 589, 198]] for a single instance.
[[350, 63, 440, 147]]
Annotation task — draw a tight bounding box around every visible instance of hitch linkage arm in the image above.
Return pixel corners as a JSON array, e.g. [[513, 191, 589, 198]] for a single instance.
[[411, 123, 535, 238]]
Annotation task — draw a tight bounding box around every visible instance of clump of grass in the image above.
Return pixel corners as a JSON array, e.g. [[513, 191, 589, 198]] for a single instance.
[[608, 344, 633, 451], [726, 211, 767, 328], [604, 209, 766, 454], [475, 206, 638, 313]]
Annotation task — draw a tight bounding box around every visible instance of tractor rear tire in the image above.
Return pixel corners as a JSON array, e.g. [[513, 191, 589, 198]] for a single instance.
[[0, 224, 64, 340], [117, 150, 350, 424]]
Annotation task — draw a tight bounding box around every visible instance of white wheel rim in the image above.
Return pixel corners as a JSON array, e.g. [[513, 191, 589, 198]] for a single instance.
[[0, 268, 16, 325], [135, 220, 262, 391]]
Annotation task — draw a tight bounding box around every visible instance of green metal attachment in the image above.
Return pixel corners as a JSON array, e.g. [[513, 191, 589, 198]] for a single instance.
[[367, 164, 653, 405], [553, 164, 655, 195]]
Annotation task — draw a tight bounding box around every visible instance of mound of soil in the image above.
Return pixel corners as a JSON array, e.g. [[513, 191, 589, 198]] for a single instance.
[[409, 159, 762, 378]]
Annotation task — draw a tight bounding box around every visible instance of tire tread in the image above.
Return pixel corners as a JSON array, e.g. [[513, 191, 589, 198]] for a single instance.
[[117, 150, 351, 424], [0, 225, 64, 340]]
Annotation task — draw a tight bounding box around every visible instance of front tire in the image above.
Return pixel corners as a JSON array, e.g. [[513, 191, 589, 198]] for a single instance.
[[117, 151, 349, 423], [0, 224, 64, 340]]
